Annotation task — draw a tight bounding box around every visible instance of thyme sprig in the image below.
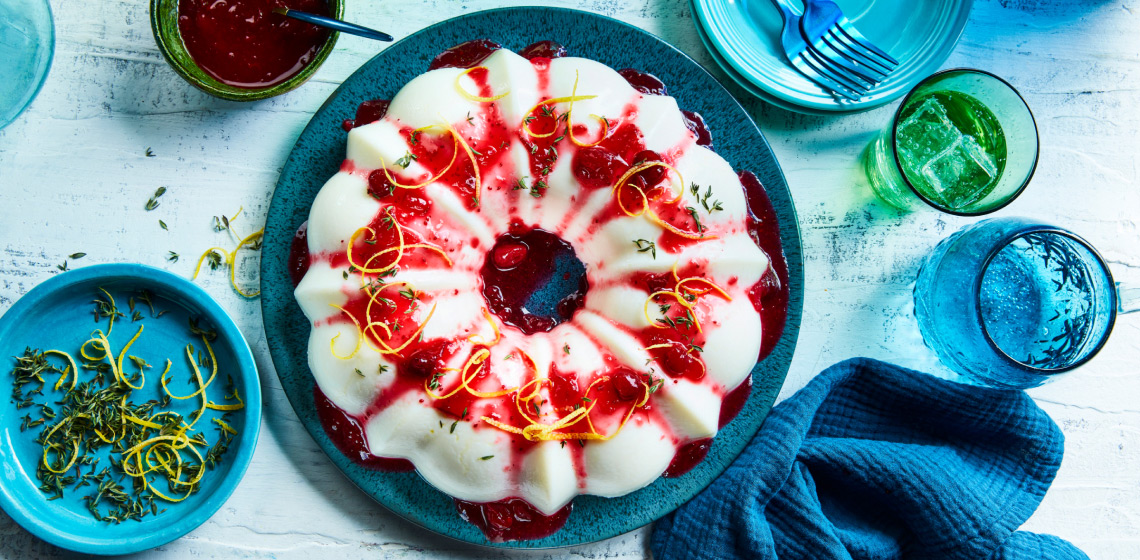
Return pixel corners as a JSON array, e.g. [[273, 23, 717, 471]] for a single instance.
[[8, 293, 244, 523]]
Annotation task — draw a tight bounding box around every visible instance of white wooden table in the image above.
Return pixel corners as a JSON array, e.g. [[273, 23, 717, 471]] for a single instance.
[[1, 0, 1137, 557]]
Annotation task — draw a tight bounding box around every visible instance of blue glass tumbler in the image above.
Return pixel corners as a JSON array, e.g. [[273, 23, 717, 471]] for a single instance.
[[914, 217, 1137, 389]]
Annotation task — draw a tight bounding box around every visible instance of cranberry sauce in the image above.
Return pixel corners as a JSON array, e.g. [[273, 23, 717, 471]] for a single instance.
[[178, 0, 331, 89], [681, 110, 713, 150], [718, 374, 752, 429], [618, 68, 668, 96], [739, 171, 790, 360], [289, 221, 310, 287], [342, 99, 390, 131], [662, 374, 752, 478], [455, 497, 573, 543], [429, 39, 503, 70], [519, 40, 567, 60], [664, 438, 711, 478], [480, 227, 588, 335], [313, 387, 414, 471]]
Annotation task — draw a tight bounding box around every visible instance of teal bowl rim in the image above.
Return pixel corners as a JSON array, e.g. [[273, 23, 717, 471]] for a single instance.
[[0, 263, 262, 554], [0, 0, 55, 129], [148, 0, 343, 102]]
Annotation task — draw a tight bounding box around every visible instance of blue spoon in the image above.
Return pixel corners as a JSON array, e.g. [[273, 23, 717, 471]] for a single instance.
[[273, 7, 394, 42]]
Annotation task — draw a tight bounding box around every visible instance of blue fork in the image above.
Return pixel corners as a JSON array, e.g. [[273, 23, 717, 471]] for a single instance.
[[766, 0, 898, 101], [801, 0, 899, 88]]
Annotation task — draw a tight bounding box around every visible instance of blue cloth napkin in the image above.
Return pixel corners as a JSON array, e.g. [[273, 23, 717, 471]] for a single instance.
[[651, 358, 1088, 560]]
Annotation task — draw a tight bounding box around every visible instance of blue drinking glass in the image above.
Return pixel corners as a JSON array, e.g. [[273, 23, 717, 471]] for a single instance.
[[0, 0, 55, 129], [914, 217, 1138, 389]]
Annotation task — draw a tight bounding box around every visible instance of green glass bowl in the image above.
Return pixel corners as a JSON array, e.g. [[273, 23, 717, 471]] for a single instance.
[[149, 0, 343, 101]]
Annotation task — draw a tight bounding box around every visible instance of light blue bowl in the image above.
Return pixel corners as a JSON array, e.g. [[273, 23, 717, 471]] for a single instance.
[[0, 264, 261, 554], [0, 0, 54, 129], [692, 0, 974, 114]]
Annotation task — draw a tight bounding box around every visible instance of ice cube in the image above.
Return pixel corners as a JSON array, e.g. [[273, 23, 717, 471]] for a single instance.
[[896, 97, 959, 166], [918, 134, 999, 208]]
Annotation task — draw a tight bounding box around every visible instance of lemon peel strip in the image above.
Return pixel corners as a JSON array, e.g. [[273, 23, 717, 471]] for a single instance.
[[441, 119, 483, 206], [455, 66, 510, 102], [382, 132, 460, 189], [328, 303, 363, 360], [43, 350, 78, 391]]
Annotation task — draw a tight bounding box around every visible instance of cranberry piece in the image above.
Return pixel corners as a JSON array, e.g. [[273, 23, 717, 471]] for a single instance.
[[485, 502, 514, 530], [353, 99, 390, 128], [611, 368, 644, 401], [572, 146, 624, 189], [648, 340, 703, 380], [429, 39, 502, 70], [629, 149, 667, 188], [493, 242, 528, 270], [519, 40, 567, 60], [618, 68, 667, 95], [402, 340, 451, 378], [367, 169, 395, 199], [399, 191, 432, 215]]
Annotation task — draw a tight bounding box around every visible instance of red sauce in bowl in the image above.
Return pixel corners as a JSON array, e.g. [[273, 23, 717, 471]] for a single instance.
[[177, 0, 332, 89]]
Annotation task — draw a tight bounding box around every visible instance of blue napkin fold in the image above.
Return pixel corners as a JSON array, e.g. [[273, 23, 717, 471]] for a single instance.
[[651, 358, 1088, 560]]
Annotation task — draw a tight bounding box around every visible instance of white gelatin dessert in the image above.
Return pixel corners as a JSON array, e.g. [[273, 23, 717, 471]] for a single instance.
[[291, 39, 787, 539]]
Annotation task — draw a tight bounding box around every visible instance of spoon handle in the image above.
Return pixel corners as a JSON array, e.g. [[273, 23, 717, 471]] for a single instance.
[[279, 8, 393, 42]]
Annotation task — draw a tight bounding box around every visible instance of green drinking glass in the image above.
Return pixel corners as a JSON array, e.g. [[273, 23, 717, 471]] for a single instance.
[[863, 69, 1039, 215]]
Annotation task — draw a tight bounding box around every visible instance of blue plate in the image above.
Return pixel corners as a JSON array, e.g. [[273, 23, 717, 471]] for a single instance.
[[261, 7, 803, 548], [693, 0, 973, 114], [0, 264, 261, 554]]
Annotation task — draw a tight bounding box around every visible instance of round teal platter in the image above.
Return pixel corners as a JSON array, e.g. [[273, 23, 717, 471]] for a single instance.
[[692, 0, 974, 114], [0, 263, 262, 554], [260, 7, 803, 548]]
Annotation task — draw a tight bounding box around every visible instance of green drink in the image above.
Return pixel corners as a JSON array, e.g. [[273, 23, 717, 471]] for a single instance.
[[864, 69, 1038, 215], [895, 92, 1006, 209]]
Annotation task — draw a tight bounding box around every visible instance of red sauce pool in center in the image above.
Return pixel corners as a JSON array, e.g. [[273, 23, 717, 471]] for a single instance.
[[480, 227, 588, 335], [177, 0, 331, 89]]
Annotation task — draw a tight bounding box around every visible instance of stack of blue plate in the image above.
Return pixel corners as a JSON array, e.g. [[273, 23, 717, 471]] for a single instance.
[[691, 0, 974, 114]]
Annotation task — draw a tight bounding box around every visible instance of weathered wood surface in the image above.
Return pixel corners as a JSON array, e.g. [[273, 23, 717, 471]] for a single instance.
[[0, 0, 1137, 557]]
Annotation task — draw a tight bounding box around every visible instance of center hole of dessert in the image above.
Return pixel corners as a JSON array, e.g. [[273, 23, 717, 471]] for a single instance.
[[480, 227, 588, 335]]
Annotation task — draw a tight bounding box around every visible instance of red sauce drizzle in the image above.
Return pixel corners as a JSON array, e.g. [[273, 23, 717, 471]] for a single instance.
[[428, 39, 502, 70], [177, 0, 331, 89], [342, 99, 391, 131], [618, 68, 668, 95], [663, 438, 711, 478], [739, 171, 790, 360], [681, 110, 713, 150], [519, 40, 568, 60], [313, 387, 414, 471], [455, 497, 573, 543], [718, 374, 752, 429], [663, 375, 752, 478], [288, 221, 310, 287]]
